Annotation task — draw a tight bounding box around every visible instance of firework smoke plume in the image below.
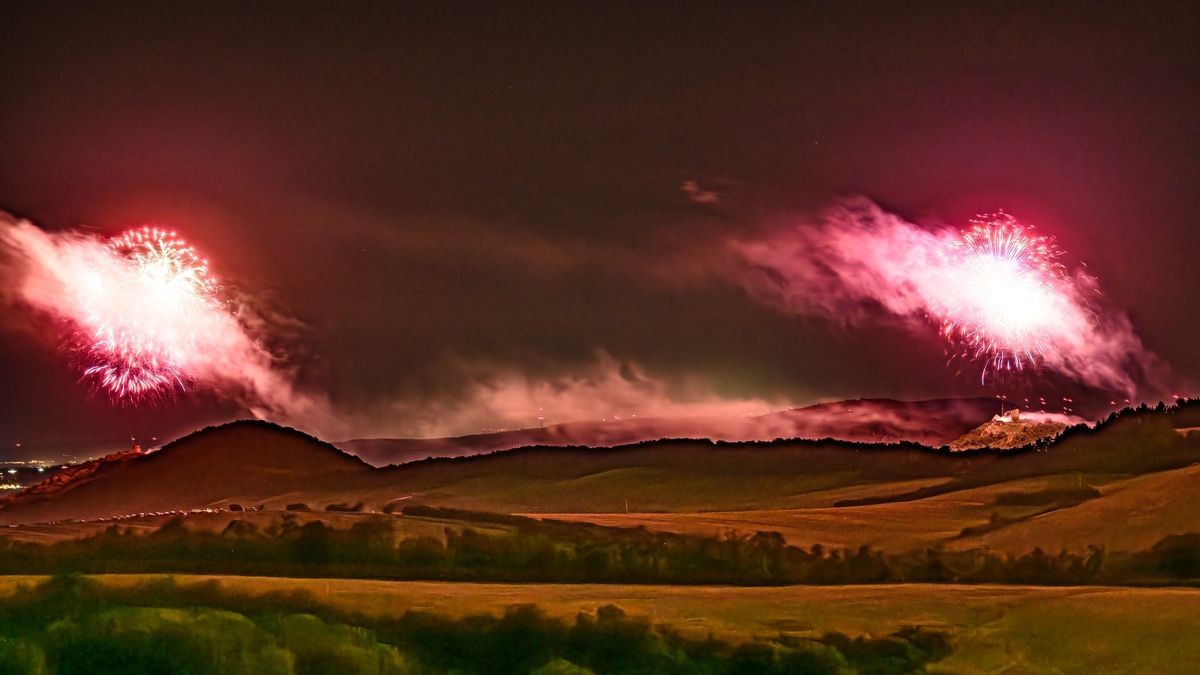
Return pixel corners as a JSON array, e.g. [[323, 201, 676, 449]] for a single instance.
[[0, 213, 331, 422], [732, 198, 1164, 397]]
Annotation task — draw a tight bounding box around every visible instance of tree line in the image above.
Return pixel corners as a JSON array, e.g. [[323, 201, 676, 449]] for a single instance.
[[0, 506, 1198, 587]]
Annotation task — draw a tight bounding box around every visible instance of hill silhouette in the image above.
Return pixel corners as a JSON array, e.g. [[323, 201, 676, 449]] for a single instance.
[[0, 420, 374, 525], [338, 397, 1002, 466]]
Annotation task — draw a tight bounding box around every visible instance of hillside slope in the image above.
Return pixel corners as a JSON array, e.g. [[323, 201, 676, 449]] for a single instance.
[[339, 397, 1001, 465], [0, 421, 376, 526], [353, 406, 1198, 513], [952, 460, 1200, 553]]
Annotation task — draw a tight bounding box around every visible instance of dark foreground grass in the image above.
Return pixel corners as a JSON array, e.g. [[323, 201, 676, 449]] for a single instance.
[[0, 574, 950, 675]]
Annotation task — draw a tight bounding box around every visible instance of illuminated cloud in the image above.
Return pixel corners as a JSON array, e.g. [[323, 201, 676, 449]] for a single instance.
[[0, 213, 333, 426], [355, 353, 782, 439], [730, 198, 1165, 397]]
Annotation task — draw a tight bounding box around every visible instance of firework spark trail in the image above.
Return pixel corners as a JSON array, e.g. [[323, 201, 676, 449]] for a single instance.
[[0, 214, 333, 422], [74, 227, 220, 399], [733, 198, 1163, 396], [932, 213, 1069, 382]]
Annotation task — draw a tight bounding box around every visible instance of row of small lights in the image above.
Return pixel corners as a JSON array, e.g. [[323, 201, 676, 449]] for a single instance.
[[996, 393, 1192, 416]]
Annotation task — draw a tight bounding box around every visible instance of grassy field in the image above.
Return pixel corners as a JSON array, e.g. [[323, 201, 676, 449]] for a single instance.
[[957, 462, 1200, 553], [6, 575, 1192, 674], [7, 461, 1199, 555], [528, 465, 1200, 553]]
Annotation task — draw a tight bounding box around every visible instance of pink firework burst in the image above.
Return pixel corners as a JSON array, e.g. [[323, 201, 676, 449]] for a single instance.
[[77, 227, 220, 400], [935, 212, 1067, 382]]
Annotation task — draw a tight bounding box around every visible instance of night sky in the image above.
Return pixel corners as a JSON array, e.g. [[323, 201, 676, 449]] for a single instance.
[[1, 2, 1198, 449]]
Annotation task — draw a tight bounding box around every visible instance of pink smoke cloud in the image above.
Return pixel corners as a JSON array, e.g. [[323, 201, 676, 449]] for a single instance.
[[0, 214, 784, 440], [0, 213, 334, 426], [355, 353, 784, 438], [730, 198, 1165, 397]]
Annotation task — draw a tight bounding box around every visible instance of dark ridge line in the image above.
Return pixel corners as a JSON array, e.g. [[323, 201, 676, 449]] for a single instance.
[[150, 419, 371, 468], [2, 400, 1195, 514], [106, 399, 1200, 477], [337, 395, 1000, 445]]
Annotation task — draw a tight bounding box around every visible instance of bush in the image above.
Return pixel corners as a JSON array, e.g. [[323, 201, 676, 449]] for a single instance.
[[0, 577, 414, 675], [269, 613, 411, 674], [1139, 533, 1200, 580], [0, 639, 46, 675], [45, 607, 294, 675]]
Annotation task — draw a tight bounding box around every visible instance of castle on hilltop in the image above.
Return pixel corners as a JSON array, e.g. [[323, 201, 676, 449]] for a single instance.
[[993, 408, 1021, 423]]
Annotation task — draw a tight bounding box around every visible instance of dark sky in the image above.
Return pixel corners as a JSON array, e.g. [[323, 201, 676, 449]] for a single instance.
[[1, 2, 1198, 448]]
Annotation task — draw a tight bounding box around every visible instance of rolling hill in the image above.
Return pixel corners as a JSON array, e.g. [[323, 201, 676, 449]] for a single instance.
[[0, 421, 375, 526], [1, 403, 1198, 555], [337, 396, 1002, 465]]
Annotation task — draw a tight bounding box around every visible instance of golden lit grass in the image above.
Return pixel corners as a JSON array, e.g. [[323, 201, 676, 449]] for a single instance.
[[531, 472, 1128, 551], [27, 575, 1200, 674], [378, 467, 873, 514], [530, 503, 977, 551], [958, 462, 1200, 553], [4, 461, 1197, 558]]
